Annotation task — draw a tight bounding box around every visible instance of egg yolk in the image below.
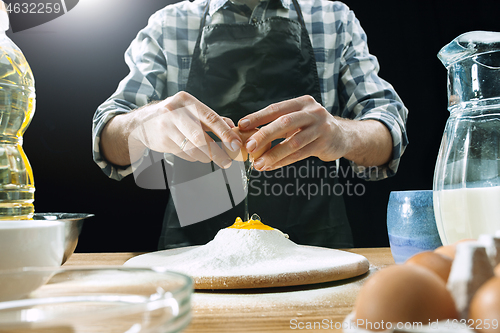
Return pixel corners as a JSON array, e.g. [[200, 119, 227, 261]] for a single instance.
[[228, 217, 274, 230]]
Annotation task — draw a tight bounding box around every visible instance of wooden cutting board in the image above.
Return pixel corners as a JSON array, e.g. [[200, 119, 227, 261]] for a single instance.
[[124, 246, 369, 289]]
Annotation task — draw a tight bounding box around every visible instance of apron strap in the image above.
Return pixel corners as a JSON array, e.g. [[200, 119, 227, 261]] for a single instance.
[[200, 0, 211, 33], [290, 0, 306, 29], [186, 0, 211, 91]]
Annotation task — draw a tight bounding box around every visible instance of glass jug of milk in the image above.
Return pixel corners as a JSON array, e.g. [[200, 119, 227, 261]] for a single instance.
[[434, 31, 500, 245]]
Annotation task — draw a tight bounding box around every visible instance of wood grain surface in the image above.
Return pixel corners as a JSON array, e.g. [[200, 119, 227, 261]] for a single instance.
[[64, 248, 395, 332]]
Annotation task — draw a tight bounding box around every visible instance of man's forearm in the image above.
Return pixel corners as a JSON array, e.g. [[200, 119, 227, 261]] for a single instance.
[[339, 118, 393, 167], [100, 112, 146, 167]]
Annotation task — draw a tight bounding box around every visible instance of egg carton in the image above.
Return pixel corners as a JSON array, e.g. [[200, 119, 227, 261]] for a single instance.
[[343, 232, 500, 333]]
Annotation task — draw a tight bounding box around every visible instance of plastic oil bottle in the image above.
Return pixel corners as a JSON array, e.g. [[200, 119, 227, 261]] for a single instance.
[[0, 2, 35, 219]]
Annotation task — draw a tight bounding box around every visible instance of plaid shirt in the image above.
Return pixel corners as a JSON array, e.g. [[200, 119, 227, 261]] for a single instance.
[[92, 0, 409, 181]]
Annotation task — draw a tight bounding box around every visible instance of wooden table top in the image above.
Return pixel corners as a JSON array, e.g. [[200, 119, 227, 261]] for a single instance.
[[64, 248, 395, 332]]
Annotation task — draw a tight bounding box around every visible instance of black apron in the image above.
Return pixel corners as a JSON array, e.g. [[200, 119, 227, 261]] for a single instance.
[[158, 0, 353, 249]]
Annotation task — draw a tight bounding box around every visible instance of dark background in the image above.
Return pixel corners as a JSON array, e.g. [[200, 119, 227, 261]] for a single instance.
[[6, 0, 500, 252]]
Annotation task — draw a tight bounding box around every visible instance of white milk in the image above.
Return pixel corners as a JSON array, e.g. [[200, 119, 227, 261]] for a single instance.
[[433, 186, 500, 245]]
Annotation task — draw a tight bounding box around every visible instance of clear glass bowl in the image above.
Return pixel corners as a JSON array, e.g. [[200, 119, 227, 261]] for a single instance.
[[0, 267, 193, 333]]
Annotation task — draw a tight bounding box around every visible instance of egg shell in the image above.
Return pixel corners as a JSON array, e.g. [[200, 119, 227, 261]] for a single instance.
[[405, 251, 453, 282], [434, 244, 456, 259], [224, 127, 271, 162], [477, 234, 500, 267], [354, 264, 458, 331], [434, 239, 476, 259], [468, 276, 500, 333]]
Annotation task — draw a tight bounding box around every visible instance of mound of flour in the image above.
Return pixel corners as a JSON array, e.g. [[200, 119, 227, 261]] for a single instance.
[[189, 228, 296, 269], [125, 228, 365, 278], [150, 229, 298, 276]]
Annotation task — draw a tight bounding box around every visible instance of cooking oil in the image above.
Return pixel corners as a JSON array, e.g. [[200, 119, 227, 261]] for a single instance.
[[0, 10, 35, 219]]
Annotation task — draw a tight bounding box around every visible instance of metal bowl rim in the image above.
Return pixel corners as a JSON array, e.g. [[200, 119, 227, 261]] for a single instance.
[[33, 213, 94, 221]]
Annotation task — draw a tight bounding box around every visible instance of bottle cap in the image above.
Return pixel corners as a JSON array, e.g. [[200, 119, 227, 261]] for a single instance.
[[0, 1, 9, 32]]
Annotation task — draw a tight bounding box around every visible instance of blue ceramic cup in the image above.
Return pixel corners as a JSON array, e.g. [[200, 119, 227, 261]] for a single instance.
[[387, 190, 443, 264]]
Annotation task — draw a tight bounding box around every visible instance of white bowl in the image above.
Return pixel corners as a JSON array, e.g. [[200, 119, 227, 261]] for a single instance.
[[0, 220, 65, 301]]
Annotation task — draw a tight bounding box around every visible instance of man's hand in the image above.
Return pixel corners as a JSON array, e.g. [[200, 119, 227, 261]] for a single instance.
[[101, 91, 243, 169], [237, 95, 393, 171], [223, 127, 272, 162]]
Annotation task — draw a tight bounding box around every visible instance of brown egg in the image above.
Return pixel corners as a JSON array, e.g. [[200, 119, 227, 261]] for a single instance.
[[405, 251, 453, 282], [434, 238, 476, 260], [469, 276, 500, 333], [495, 263, 500, 277], [354, 265, 459, 331], [434, 244, 456, 259], [224, 127, 271, 162]]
